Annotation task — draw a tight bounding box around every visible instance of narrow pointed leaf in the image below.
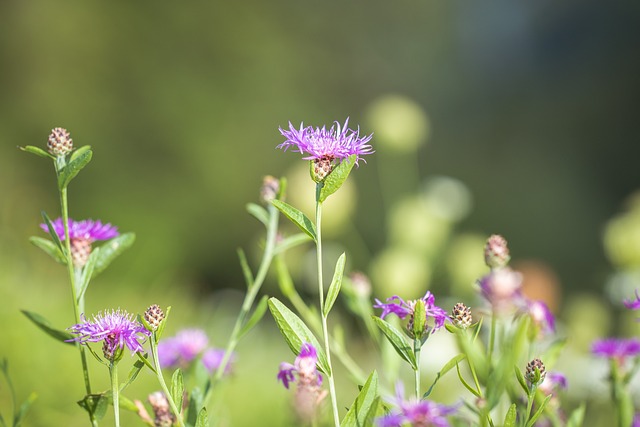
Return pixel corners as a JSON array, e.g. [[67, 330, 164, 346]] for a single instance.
[[19, 145, 55, 159], [341, 370, 379, 427], [120, 359, 145, 392], [525, 395, 552, 427], [275, 255, 296, 298], [170, 369, 184, 413], [271, 200, 316, 241], [195, 408, 209, 427], [566, 403, 586, 427], [323, 253, 346, 316], [58, 147, 92, 190], [268, 297, 330, 375], [274, 233, 312, 255], [239, 295, 269, 339], [318, 155, 356, 202], [136, 351, 156, 374], [503, 404, 517, 427], [237, 248, 254, 288], [372, 316, 417, 370], [29, 236, 66, 264], [515, 365, 529, 394], [186, 387, 205, 426], [41, 211, 65, 255], [424, 353, 466, 398], [455, 360, 481, 398], [70, 145, 92, 163], [21, 310, 74, 344], [78, 393, 108, 421], [78, 247, 100, 303], [246, 203, 269, 226], [116, 394, 140, 412], [92, 233, 135, 277], [156, 306, 171, 342]]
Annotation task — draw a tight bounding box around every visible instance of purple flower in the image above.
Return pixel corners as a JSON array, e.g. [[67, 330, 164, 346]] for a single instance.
[[157, 329, 209, 369], [527, 300, 555, 334], [478, 267, 525, 313], [68, 309, 150, 359], [41, 218, 119, 242], [592, 338, 640, 363], [277, 343, 322, 389], [202, 348, 234, 374], [624, 290, 640, 310], [539, 372, 567, 396], [377, 384, 456, 427], [374, 291, 448, 335], [277, 118, 373, 164]]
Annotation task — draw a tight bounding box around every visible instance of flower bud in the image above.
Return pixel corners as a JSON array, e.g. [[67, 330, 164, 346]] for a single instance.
[[260, 175, 280, 204], [525, 358, 546, 385], [310, 158, 333, 182], [451, 303, 472, 329], [409, 299, 427, 339], [144, 304, 165, 331], [148, 391, 175, 427], [349, 272, 372, 299], [47, 127, 73, 157], [484, 234, 510, 269], [70, 238, 92, 268]]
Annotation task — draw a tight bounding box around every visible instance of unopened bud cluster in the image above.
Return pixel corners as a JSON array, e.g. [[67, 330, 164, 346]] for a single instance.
[[312, 157, 334, 182], [148, 391, 175, 427], [525, 358, 546, 385], [484, 234, 510, 269], [144, 304, 165, 331], [260, 175, 280, 203], [47, 127, 73, 157], [451, 303, 472, 329]]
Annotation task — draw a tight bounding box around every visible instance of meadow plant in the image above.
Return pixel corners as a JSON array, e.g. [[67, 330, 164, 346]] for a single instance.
[[14, 119, 638, 427]]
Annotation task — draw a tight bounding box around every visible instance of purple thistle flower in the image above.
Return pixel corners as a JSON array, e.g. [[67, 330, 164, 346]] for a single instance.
[[202, 348, 234, 374], [539, 372, 568, 396], [624, 290, 640, 310], [277, 343, 322, 390], [41, 217, 119, 242], [374, 291, 449, 335], [68, 309, 150, 359], [277, 118, 374, 165], [157, 329, 210, 369], [592, 338, 640, 362], [527, 300, 555, 334], [377, 384, 457, 427], [478, 267, 525, 313]]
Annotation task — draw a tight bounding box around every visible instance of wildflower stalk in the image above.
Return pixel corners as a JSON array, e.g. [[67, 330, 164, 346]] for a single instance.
[[524, 384, 537, 427], [109, 362, 120, 427], [58, 175, 98, 427], [150, 333, 186, 427], [315, 190, 340, 427], [413, 338, 421, 400]]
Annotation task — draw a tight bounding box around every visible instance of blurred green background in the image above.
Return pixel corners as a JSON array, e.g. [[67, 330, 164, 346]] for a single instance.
[[2, 0, 640, 425]]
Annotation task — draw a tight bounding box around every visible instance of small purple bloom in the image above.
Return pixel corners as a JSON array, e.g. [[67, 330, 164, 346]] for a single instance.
[[202, 348, 233, 374], [277, 342, 322, 389], [592, 338, 640, 362], [377, 384, 457, 427], [478, 267, 525, 313], [41, 218, 119, 242], [68, 309, 150, 357], [624, 290, 640, 310], [527, 300, 555, 334], [374, 291, 449, 333], [539, 372, 567, 396], [157, 329, 209, 369], [277, 118, 373, 164]]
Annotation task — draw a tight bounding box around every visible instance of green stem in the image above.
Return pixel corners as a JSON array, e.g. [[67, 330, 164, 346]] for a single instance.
[[315, 194, 340, 427], [59, 179, 98, 427], [524, 385, 537, 427], [109, 362, 120, 427], [414, 338, 421, 400], [151, 334, 186, 427]]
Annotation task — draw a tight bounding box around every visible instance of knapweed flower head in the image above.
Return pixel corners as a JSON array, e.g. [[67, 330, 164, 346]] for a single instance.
[[526, 300, 555, 335], [484, 234, 510, 269], [40, 217, 119, 267], [277, 118, 373, 181], [68, 309, 150, 361], [147, 391, 175, 427], [592, 338, 640, 366], [374, 291, 448, 339], [157, 329, 231, 374], [47, 127, 73, 157], [277, 343, 326, 422], [525, 358, 547, 385], [377, 384, 457, 427], [143, 304, 165, 331], [450, 302, 472, 329], [202, 348, 234, 374], [477, 267, 525, 314]]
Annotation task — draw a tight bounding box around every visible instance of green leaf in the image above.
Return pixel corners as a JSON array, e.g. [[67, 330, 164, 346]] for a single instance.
[[423, 353, 466, 398], [120, 359, 145, 392], [275, 255, 296, 298], [57, 147, 92, 190], [371, 316, 417, 370], [21, 310, 74, 344], [186, 387, 204, 426], [268, 297, 330, 375], [116, 394, 140, 412], [136, 352, 156, 374], [237, 248, 254, 288], [271, 200, 316, 242], [170, 369, 184, 414], [274, 233, 312, 255], [514, 365, 529, 395], [92, 233, 135, 277], [77, 247, 100, 303], [19, 145, 55, 159], [566, 403, 586, 427], [41, 211, 65, 256], [70, 145, 92, 163], [29, 236, 66, 264], [455, 359, 481, 398], [318, 155, 356, 202], [341, 371, 379, 427], [503, 404, 517, 427], [239, 295, 269, 339], [77, 393, 109, 421], [525, 394, 552, 427], [156, 306, 171, 342], [195, 408, 209, 427], [324, 253, 346, 316], [246, 203, 269, 226]]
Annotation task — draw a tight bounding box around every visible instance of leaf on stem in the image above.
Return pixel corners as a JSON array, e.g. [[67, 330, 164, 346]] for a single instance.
[[41, 211, 65, 256], [318, 155, 356, 202], [371, 316, 417, 370], [92, 233, 135, 278], [155, 306, 171, 343], [120, 359, 146, 392], [170, 369, 184, 415], [57, 147, 92, 190], [323, 253, 346, 317], [514, 365, 529, 395], [525, 395, 552, 427], [20, 310, 74, 344], [274, 233, 312, 255], [341, 370, 380, 427], [14, 392, 37, 427], [246, 203, 269, 226], [77, 393, 109, 421], [77, 247, 100, 303], [503, 404, 517, 427], [19, 145, 55, 159], [271, 200, 316, 242], [455, 359, 481, 398], [238, 295, 269, 339], [423, 354, 466, 398], [29, 236, 66, 264], [566, 404, 586, 427], [237, 248, 254, 288], [267, 298, 330, 375], [136, 352, 156, 374], [195, 408, 209, 427]]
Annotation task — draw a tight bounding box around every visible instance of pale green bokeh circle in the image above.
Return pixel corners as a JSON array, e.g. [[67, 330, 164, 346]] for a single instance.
[[370, 246, 432, 298]]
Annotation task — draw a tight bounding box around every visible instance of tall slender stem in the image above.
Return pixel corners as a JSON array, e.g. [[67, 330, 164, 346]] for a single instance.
[[109, 362, 120, 427], [315, 194, 340, 427], [150, 334, 186, 427], [59, 181, 98, 427], [414, 338, 421, 400]]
